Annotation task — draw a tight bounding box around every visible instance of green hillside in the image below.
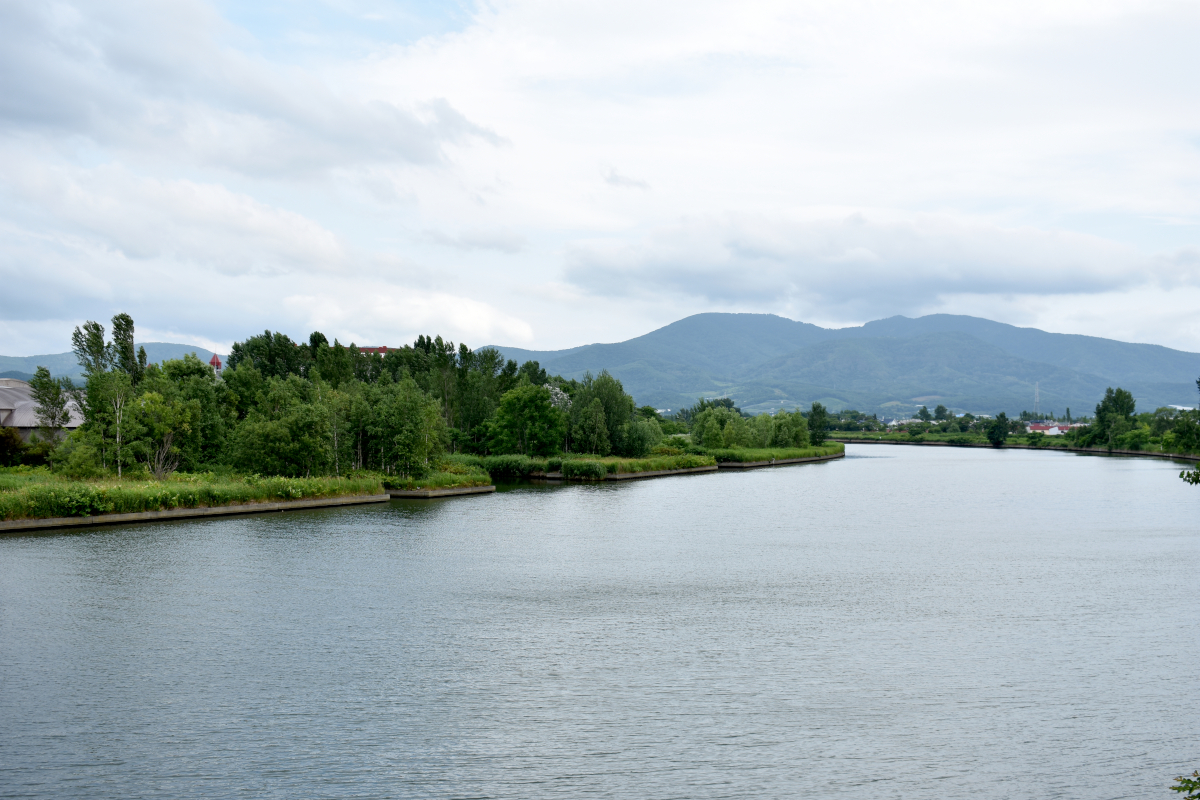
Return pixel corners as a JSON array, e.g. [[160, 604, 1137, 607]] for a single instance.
[[488, 313, 1200, 416]]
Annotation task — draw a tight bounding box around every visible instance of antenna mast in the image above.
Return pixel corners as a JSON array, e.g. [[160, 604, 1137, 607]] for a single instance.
[[1034, 382, 1040, 418]]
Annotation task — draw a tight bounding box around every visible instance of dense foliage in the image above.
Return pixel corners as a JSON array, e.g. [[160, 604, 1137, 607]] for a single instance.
[[13, 315, 696, 483]]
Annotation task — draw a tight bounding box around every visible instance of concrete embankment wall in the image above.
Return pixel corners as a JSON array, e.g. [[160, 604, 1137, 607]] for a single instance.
[[390, 485, 496, 498], [0, 493, 391, 534]]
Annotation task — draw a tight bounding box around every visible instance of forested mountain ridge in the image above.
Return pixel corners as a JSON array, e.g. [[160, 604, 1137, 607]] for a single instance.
[[488, 313, 1200, 415]]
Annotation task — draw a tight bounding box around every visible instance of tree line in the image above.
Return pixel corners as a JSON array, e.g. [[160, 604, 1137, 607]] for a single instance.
[[4, 315, 831, 477]]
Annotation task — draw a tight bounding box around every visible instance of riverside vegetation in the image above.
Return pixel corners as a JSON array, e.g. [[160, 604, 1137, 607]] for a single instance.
[[0, 314, 840, 520]]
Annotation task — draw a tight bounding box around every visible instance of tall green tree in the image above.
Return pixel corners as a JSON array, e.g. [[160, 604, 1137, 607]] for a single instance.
[[490, 384, 567, 456], [110, 312, 146, 384], [227, 330, 311, 378], [71, 320, 111, 377], [29, 366, 73, 443], [575, 398, 611, 455], [808, 402, 829, 446], [572, 371, 635, 454], [986, 412, 1010, 445]]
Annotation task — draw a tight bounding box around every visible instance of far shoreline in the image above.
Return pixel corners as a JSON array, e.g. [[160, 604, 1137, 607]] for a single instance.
[[832, 436, 1200, 463]]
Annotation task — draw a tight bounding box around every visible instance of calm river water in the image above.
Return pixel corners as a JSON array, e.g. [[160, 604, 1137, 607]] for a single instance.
[[1, 445, 1198, 799]]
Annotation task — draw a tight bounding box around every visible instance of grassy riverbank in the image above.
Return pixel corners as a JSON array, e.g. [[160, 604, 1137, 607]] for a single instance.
[[446, 452, 718, 480], [0, 462, 492, 521], [707, 443, 845, 462], [0, 468, 383, 521]]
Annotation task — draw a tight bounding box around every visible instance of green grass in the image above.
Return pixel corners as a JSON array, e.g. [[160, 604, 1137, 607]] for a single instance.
[[0, 467, 385, 521], [382, 460, 491, 491], [554, 453, 717, 477], [443, 453, 547, 480], [705, 443, 845, 462], [446, 451, 717, 479]]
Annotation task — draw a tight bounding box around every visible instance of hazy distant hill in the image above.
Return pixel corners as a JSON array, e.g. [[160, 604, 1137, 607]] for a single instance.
[[0, 343, 227, 381], [488, 313, 1200, 416]]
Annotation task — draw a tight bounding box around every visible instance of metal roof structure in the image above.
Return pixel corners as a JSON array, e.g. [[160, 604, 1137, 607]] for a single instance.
[[0, 379, 83, 435]]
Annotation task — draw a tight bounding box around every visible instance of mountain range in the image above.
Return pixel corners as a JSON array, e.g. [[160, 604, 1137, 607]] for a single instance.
[[5, 314, 1197, 417], [488, 313, 1200, 416]]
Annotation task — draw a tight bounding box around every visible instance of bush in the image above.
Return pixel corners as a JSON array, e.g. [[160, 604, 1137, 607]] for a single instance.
[[0, 428, 26, 467], [54, 436, 105, 479], [650, 444, 683, 456], [562, 460, 607, 480]]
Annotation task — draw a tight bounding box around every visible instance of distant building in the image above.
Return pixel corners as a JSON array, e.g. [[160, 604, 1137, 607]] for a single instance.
[[209, 353, 222, 376], [0, 379, 83, 441], [358, 346, 392, 355]]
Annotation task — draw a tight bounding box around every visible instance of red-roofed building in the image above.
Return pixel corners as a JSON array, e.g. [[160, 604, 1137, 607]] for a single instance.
[[209, 353, 223, 376], [358, 346, 392, 355]]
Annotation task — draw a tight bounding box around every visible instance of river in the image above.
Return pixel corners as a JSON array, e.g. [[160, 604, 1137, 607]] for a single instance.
[[1, 445, 1197, 799]]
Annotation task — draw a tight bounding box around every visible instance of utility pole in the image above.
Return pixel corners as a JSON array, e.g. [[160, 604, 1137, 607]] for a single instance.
[[1033, 382, 1040, 418]]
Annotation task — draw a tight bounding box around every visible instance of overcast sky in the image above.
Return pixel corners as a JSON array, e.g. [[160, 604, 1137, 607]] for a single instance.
[[3, 0, 1200, 356]]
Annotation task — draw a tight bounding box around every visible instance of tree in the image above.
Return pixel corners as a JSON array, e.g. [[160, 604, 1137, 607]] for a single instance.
[[772, 410, 809, 447], [103, 371, 136, 477], [29, 366, 73, 443], [917, 405, 933, 422], [571, 371, 634, 453], [227, 330, 311, 379], [986, 412, 1010, 445], [490, 384, 567, 456], [1081, 387, 1137, 450], [71, 320, 111, 377], [135, 391, 198, 479], [933, 404, 949, 421], [575, 398, 611, 455], [620, 417, 662, 457], [110, 312, 145, 384], [1172, 771, 1200, 799], [0, 427, 25, 467], [808, 402, 829, 446]]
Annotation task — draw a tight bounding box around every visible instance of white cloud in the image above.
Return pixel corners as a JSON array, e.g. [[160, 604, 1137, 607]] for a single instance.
[[3, 0, 1200, 355], [2, 161, 345, 273], [563, 211, 1149, 320]]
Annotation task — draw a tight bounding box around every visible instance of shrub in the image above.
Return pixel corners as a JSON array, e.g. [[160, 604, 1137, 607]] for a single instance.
[[562, 460, 607, 480], [650, 445, 683, 456], [0, 428, 26, 467]]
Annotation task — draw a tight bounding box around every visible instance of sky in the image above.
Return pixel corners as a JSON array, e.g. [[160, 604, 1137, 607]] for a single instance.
[[2, 0, 1200, 357]]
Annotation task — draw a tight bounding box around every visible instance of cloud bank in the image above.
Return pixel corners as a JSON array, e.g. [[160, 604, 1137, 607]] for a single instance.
[[2, 0, 1200, 354]]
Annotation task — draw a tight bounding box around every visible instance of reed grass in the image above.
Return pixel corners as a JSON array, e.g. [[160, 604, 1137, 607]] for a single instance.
[[705, 443, 844, 462]]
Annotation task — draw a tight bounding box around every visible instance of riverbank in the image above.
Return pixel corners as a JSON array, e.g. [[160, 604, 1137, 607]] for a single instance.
[[831, 436, 1200, 462], [0, 493, 391, 534], [0, 466, 489, 524]]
